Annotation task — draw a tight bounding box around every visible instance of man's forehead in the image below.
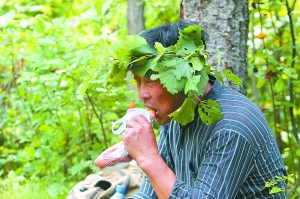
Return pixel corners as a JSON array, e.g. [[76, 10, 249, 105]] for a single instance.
[[133, 74, 142, 80]]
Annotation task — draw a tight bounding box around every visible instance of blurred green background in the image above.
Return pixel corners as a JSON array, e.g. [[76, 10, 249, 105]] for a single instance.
[[0, 0, 299, 198]]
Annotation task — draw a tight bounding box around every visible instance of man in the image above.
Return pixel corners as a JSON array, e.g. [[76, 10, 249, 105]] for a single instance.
[[122, 20, 287, 198]]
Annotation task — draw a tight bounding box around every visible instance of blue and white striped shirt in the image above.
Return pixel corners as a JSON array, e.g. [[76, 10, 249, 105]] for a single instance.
[[132, 79, 287, 198]]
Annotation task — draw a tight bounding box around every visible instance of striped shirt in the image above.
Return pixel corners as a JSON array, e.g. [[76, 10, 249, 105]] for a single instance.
[[132, 78, 287, 198]]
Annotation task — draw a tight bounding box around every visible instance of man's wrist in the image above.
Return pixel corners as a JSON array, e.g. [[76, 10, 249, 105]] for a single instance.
[[137, 153, 162, 172], [138, 154, 177, 199]]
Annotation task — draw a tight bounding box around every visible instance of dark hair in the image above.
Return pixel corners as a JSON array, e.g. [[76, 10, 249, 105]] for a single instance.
[[139, 20, 209, 48]]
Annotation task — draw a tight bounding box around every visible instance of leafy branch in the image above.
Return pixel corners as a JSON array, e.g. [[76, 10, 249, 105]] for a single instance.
[[86, 92, 108, 149], [262, 174, 296, 198]]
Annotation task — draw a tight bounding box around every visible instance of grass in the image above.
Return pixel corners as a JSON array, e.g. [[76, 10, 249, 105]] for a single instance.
[[0, 176, 71, 199]]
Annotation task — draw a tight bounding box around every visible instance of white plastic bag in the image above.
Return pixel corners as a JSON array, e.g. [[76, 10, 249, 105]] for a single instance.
[[94, 108, 154, 172], [111, 108, 154, 135], [94, 141, 133, 172]]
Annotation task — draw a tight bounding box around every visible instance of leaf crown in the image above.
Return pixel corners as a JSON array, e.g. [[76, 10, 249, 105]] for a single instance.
[[91, 24, 225, 125]]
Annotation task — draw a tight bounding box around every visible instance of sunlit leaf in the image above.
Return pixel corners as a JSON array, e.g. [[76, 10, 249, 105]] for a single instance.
[[169, 96, 196, 125], [274, 78, 285, 94], [76, 79, 90, 101], [269, 187, 283, 194], [223, 70, 242, 85], [283, 68, 298, 79], [256, 78, 265, 89], [0, 10, 16, 28]]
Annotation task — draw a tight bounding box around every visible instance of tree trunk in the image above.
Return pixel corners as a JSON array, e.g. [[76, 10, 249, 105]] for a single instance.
[[180, 0, 249, 94], [127, 0, 145, 35], [127, 0, 145, 91]]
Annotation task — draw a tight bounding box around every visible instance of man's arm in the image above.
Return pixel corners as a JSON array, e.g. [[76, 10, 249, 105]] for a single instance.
[[123, 115, 177, 199], [138, 154, 177, 198]]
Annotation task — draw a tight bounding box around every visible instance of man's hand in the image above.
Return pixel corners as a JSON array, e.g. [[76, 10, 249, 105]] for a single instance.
[[122, 115, 159, 167]]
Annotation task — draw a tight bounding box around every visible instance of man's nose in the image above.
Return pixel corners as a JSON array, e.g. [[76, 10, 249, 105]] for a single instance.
[[138, 84, 151, 100]]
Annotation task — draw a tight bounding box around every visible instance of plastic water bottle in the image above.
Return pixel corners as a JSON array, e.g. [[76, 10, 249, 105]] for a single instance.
[[110, 185, 126, 199]]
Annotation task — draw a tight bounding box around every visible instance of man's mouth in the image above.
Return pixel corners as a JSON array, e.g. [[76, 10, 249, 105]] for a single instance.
[[145, 106, 158, 118]]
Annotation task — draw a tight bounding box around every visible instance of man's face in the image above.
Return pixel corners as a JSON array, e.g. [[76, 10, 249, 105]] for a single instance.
[[134, 74, 185, 125]]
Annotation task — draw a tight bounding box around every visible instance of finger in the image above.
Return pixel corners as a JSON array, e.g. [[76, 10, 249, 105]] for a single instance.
[[122, 128, 131, 139], [132, 114, 150, 124], [127, 119, 139, 128]]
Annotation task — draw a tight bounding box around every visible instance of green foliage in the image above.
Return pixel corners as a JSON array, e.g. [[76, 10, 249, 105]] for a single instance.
[[0, 172, 53, 199], [0, 0, 299, 198], [262, 174, 298, 198], [248, 0, 300, 197]]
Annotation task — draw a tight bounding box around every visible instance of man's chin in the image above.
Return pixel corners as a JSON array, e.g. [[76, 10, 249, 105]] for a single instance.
[[155, 117, 171, 125]]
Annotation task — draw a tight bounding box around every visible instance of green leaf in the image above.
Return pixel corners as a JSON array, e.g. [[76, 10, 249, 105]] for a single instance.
[[296, 186, 300, 193], [113, 35, 147, 59], [130, 44, 158, 56], [33, 18, 47, 33], [106, 60, 130, 83], [214, 71, 224, 84], [179, 25, 203, 47], [175, 34, 197, 55], [155, 42, 165, 54], [283, 68, 298, 79], [151, 69, 186, 94], [0, 10, 16, 28], [274, 78, 286, 94], [101, 35, 148, 83], [39, 74, 59, 81], [256, 78, 265, 89], [69, 160, 91, 175], [48, 58, 64, 67], [269, 187, 283, 194], [264, 180, 276, 188], [169, 96, 196, 125], [185, 75, 200, 94], [90, 39, 111, 70], [173, 59, 194, 80], [153, 56, 178, 71], [281, 101, 294, 108], [76, 79, 90, 101], [131, 56, 147, 66], [267, 57, 279, 65], [195, 68, 209, 96], [198, 99, 223, 125], [131, 58, 157, 77], [189, 56, 205, 71], [19, 86, 26, 98], [223, 70, 242, 85]]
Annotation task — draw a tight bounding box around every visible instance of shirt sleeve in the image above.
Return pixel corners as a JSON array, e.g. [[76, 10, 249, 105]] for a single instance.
[[169, 130, 255, 199], [131, 175, 158, 199]]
